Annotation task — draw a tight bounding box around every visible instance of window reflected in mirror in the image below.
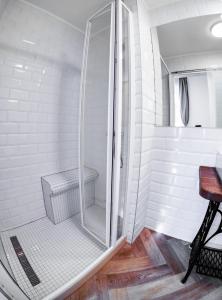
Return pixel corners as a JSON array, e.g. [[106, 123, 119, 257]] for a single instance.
[[152, 14, 222, 128]]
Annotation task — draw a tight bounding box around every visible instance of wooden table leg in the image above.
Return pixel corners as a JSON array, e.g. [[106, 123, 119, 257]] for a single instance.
[[181, 201, 220, 283]]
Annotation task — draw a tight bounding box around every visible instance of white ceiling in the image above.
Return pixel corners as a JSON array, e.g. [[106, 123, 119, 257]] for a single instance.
[[25, 0, 110, 31], [146, 0, 183, 10], [24, 0, 185, 30], [158, 14, 222, 58]]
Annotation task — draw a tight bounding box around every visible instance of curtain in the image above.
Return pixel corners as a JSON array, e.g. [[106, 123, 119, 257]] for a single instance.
[[179, 77, 189, 126]]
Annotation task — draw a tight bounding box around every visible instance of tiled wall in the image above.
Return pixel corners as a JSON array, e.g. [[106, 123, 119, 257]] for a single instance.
[[131, 0, 156, 240], [124, 0, 141, 241], [124, 0, 156, 241], [140, 0, 222, 245], [0, 0, 83, 230], [149, 127, 222, 245]]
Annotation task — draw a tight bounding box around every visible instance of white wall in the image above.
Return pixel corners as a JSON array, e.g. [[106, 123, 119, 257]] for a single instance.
[[149, 127, 222, 246], [0, 0, 83, 230], [151, 27, 163, 126], [161, 60, 170, 126], [132, 0, 156, 240], [187, 75, 210, 127], [214, 71, 222, 127], [123, 0, 156, 241], [124, 0, 144, 241], [138, 0, 222, 245]]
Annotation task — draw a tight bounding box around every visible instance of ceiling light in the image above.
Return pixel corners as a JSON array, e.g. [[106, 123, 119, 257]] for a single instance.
[[211, 22, 222, 38]]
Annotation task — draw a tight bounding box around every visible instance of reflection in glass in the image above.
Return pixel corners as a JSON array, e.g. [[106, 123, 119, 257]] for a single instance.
[[152, 14, 222, 128], [172, 70, 222, 128]]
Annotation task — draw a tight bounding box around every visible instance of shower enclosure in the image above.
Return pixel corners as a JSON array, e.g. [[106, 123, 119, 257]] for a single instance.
[[0, 0, 134, 299], [79, 0, 134, 248]]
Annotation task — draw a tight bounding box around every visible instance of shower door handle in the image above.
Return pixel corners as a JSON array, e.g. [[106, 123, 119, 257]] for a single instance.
[[112, 131, 115, 158], [120, 155, 123, 168]]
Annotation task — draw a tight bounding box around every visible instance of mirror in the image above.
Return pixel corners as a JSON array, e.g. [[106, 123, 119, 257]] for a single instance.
[[152, 14, 222, 128]]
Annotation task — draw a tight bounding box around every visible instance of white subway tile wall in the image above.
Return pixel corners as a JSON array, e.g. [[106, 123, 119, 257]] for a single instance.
[[124, 0, 143, 241], [133, 0, 157, 240], [136, 0, 222, 245], [149, 127, 222, 246], [0, 0, 84, 230], [125, 0, 156, 241]]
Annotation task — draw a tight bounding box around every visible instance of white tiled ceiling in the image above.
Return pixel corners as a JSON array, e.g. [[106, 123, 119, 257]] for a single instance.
[[146, 0, 184, 10]]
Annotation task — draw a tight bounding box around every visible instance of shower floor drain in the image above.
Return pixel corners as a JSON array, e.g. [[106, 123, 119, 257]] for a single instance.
[[10, 236, 40, 287]]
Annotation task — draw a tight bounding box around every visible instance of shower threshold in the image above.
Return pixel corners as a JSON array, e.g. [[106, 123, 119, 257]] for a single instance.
[[1, 214, 105, 300]]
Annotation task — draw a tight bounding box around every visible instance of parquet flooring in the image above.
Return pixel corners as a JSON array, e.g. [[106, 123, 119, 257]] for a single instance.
[[66, 228, 222, 300]]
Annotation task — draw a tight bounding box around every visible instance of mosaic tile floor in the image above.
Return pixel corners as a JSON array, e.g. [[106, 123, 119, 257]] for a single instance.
[[1, 216, 105, 300]]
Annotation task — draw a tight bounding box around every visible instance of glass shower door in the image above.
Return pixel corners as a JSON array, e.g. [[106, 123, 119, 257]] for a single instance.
[[79, 3, 115, 246], [110, 1, 134, 245]]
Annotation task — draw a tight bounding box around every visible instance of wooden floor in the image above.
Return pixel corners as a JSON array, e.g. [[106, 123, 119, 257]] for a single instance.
[[66, 229, 222, 300]]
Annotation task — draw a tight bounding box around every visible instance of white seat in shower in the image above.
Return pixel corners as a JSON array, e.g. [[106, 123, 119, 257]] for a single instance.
[[42, 167, 98, 195], [41, 167, 98, 224]]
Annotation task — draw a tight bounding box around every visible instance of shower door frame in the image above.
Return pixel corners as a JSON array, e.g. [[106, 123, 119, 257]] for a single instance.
[[79, 0, 134, 248], [79, 2, 116, 247], [111, 0, 135, 245], [0, 262, 29, 300]]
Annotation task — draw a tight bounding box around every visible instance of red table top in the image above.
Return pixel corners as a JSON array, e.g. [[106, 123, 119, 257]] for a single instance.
[[199, 166, 222, 203]]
